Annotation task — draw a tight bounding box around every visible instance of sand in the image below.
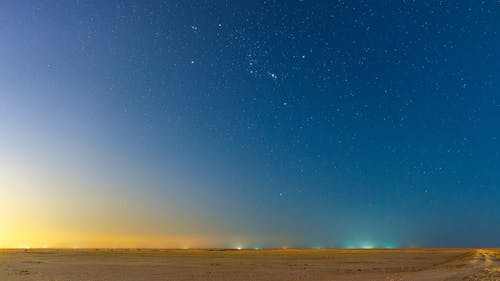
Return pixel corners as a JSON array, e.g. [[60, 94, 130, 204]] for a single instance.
[[0, 248, 499, 280]]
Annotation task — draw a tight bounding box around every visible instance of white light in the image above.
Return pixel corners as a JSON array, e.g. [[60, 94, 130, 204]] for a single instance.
[[361, 243, 375, 249]]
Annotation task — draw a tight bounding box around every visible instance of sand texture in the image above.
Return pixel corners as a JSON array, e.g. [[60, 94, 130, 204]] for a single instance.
[[1, 248, 499, 280]]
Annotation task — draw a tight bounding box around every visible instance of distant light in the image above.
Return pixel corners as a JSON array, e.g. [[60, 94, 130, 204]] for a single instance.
[[343, 242, 377, 249], [361, 242, 375, 249], [236, 246, 242, 250]]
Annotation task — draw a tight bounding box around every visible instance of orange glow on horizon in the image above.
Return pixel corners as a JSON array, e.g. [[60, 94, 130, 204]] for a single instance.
[[0, 231, 227, 249]]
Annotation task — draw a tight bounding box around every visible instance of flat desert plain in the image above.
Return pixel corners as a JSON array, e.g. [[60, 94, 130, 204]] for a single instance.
[[1, 248, 499, 281]]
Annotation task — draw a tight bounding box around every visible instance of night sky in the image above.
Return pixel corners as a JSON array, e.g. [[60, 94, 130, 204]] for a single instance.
[[1, 1, 499, 249]]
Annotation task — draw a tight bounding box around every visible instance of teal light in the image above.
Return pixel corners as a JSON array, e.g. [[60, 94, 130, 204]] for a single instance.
[[383, 243, 396, 249]]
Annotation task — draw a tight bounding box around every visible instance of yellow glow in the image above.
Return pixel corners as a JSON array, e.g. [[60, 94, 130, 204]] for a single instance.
[[0, 229, 224, 249], [0, 163, 222, 249], [0, 143, 255, 249]]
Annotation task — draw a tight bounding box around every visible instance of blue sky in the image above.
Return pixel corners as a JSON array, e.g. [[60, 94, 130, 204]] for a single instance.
[[0, 1, 499, 248]]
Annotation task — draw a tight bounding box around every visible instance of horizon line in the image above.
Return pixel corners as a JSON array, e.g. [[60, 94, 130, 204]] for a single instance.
[[1, 247, 495, 250]]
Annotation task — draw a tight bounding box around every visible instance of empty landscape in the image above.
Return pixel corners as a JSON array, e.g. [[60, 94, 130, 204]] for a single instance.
[[1, 248, 499, 281], [2, 2, 499, 281]]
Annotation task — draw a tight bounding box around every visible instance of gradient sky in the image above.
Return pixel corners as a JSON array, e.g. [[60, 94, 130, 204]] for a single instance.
[[1, 1, 499, 249]]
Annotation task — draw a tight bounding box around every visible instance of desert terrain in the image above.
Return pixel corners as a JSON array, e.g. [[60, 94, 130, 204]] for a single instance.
[[0, 248, 499, 280]]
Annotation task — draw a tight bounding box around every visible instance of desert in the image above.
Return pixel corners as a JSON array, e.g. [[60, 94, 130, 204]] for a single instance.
[[1, 248, 499, 281]]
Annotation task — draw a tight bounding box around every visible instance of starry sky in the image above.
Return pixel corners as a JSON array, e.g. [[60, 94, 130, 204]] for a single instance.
[[0, 1, 499, 249]]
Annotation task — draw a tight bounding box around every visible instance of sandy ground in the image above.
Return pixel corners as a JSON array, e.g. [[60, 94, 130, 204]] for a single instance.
[[0, 248, 499, 281]]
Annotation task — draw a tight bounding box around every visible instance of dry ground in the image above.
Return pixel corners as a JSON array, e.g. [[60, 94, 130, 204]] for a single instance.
[[0, 248, 499, 280]]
